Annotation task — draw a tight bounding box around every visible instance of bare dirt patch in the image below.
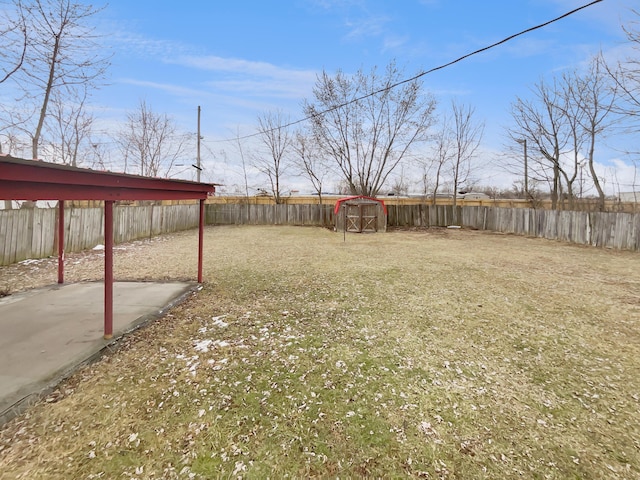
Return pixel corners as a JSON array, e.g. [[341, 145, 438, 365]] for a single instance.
[[1, 225, 639, 479]]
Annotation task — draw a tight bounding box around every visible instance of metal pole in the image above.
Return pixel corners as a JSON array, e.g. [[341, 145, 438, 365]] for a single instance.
[[198, 198, 205, 283], [57, 200, 64, 284], [197, 106, 201, 183], [104, 200, 114, 340]]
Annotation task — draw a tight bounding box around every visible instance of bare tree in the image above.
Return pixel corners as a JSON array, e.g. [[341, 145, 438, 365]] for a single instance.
[[254, 110, 292, 204], [449, 101, 484, 210], [568, 57, 618, 211], [86, 140, 110, 170], [233, 128, 250, 198], [423, 102, 483, 208], [1, 0, 29, 180], [602, 10, 640, 202], [389, 166, 410, 196], [511, 53, 619, 212], [0, 129, 23, 209], [510, 78, 570, 210], [44, 84, 94, 166], [303, 61, 437, 197], [117, 100, 188, 178], [2, 0, 109, 160], [424, 113, 454, 205], [558, 70, 586, 209], [0, 0, 28, 85], [614, 10, 640, 134], [292, 131, 331, 204], [0, 130, 23, 156]]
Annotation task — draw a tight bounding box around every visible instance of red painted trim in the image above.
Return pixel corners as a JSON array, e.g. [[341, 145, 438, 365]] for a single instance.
[[0, 157, 214, 201], [198, 199, 205, 283], [104, 201, 114, 339], [333, 195, 387, 214], [58, 200, 64, 284], [1, 182, 211, 201]]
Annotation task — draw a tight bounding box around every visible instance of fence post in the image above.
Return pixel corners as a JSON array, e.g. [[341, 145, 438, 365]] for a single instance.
[[57, 201, 65, 284]]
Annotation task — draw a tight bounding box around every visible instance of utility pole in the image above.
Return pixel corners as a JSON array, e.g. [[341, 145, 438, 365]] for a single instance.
[[196, 105, 201, 183]]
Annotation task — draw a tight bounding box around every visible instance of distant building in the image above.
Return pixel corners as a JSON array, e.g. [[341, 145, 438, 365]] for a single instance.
[[619, 192, 640, 203], [459, 192, 490, 200]]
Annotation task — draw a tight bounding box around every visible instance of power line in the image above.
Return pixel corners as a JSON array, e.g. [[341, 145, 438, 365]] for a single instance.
[[209, 0, 603, 144]]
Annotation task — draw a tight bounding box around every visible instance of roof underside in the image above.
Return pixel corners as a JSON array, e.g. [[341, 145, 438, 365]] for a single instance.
[[0, 156, 214, 201]]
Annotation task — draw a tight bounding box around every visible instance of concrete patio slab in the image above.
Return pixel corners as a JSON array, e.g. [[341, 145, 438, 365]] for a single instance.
[[0, 281, 196, 424]]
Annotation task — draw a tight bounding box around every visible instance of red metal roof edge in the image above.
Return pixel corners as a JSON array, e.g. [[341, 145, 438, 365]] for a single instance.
[[0, 155, 215, 201], [333, 195, 387, 214]]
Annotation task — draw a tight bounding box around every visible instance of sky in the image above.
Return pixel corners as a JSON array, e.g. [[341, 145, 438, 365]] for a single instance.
[[84, 0, 639, 193]]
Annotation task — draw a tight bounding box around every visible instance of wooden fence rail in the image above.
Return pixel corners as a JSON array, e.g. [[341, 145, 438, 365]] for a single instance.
[[1, 203, 638, 265]]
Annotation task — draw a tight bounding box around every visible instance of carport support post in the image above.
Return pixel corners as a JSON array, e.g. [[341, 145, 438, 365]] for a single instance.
[[57, 200, 64, 284], [198, 199, 205, 283], [104, 200, 114, 340]]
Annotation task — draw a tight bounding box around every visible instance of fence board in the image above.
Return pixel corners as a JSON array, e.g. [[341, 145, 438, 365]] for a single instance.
[[14, 210, 28, 264], [0, 212, 9, 263], [2, 203, 639, 265], [0, 204, 202, 266]]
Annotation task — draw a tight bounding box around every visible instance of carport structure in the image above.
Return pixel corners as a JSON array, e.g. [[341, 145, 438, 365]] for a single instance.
[[0, 155, 215, 339]]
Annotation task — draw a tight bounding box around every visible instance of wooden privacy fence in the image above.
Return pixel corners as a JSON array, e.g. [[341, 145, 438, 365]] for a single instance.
[[208, 203, 639, 250], [385, 204, 461, 228], [207, 203, 459, 228], [461, 206, 640, 251], [207, 203, 335, 227], [2, 203, 639, 265], [0, 204, 201, 266]]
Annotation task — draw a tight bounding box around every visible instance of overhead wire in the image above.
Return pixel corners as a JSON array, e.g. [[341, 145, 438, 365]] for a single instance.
[[208, 0, 604, 144]]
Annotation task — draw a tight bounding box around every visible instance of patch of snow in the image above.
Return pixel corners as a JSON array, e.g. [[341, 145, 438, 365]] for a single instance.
[[194, 339, 214, 352], [193, 339, 230, 352], [211, 315, 229, 328], [18, 258, 47, 265]]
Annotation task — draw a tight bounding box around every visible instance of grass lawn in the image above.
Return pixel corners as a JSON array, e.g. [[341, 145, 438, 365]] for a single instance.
[[1, 225, 639, 479]]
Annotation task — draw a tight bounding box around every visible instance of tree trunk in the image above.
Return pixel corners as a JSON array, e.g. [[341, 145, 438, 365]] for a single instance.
[[551, 163, 560, 210], [589, 143, 606, 212], [32, 33, 61, 160]]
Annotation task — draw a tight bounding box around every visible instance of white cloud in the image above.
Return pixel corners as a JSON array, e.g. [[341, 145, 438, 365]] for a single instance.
[[344, 14, 390, 40], [174, 55, 314, 81], [597, 157, 640, 194], [171, 55, 318, 102], [382, 34, 410, 53], [106, 30, 195, 60], [118, 78, 207, 98]]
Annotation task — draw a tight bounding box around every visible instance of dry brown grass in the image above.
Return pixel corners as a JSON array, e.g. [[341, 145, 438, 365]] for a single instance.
[[1, 225, 639, 479]]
